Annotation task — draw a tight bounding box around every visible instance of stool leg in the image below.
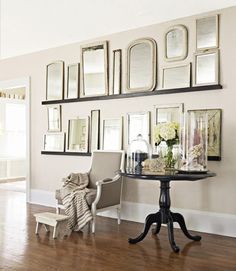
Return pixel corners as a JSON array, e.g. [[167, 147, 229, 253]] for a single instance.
[[44, 224, 50, 232], [35, 222, 41, 235], [53, 222, 58, 239]]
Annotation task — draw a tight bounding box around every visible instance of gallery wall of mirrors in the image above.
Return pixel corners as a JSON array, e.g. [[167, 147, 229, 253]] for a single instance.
[[42, 13, 222, 160]]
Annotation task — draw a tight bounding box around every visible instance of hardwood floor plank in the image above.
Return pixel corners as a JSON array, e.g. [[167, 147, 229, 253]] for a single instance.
[[0, 190, 235, 271]]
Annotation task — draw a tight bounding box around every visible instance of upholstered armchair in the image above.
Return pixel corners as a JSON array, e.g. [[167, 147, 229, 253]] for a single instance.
[[55, 150, 125, 233]]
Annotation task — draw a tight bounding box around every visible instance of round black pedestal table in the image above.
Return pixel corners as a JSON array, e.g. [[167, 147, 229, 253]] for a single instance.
[[120, 170, 216, 253]]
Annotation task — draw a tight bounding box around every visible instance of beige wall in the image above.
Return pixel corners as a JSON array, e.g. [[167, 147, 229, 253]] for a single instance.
[[0, 6, 235, 216]]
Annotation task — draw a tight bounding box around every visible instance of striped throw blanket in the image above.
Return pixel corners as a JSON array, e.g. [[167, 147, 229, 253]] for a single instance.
[[60, 173, 93, 231]]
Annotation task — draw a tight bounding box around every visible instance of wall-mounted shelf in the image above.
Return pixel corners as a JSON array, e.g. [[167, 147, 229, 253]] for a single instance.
[[41, 151, 91, 156], [42, 84, 222, 105]]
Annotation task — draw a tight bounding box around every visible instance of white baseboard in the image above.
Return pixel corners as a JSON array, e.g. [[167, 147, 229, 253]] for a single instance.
[[30, 189, 236, 237]]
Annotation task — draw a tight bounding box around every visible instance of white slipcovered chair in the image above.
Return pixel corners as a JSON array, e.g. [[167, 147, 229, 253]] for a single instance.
[[55, 150, 125, 233]]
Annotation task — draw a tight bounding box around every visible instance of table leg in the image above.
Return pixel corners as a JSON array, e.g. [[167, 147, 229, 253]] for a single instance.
[[167, 214, 180, 253], [128, 212, 161, 244], [171, 212, 201, 241]]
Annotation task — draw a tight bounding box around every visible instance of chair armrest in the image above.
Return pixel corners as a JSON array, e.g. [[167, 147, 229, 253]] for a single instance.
[[95, 174, 121, 186]]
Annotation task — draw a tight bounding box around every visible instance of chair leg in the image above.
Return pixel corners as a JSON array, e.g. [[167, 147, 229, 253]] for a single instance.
[[91, 217, 96, 234], [56, 207, 60, 214], [117, 207, 121, 225]]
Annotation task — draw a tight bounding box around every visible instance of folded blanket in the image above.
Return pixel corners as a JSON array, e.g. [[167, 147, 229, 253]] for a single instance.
[[60, 173, 93, 231]]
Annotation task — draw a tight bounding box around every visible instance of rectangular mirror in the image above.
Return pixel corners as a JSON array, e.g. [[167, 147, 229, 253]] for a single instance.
[[46, 61, 64, 100], [111, 49, 122, 95], [66, 63, 79, 99], [196, 15, 219, 50], [44, 133, 65, 152], [102, 118, 123, 150], [90, 110, 100, 152], [80, 41, 108, 97], [194, 50, 219, 86], [127, 112, 150, 144], [126, 38, 157, 92], [47, 105, 61, 132], [67, 117, 89, 152], [162, 63, 191, 89]]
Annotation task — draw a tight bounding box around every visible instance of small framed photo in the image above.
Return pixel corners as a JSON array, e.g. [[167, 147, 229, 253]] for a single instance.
[[47, 105, 61, 132]]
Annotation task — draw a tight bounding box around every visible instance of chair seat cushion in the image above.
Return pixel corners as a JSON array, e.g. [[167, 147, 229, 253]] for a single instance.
[[55, 188, 97, 206]]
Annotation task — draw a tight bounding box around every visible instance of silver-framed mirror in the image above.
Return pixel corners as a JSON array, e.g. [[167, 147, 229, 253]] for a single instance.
[[127, 111, 150, 144], [196, 15, 219, 51], [66, 63, 79, 99], [126, 38, 157, 92], [46, 61, 64, 100], [67, 117, 89, 152], [44, 133, 65, 152], [102, 118, 123, 150], [80, 41, 109, 97], [90, 110, 100, 152], [193, 49, 219, 86], [162, 63, 191, 89], [165, 25, 188, 61], [111, 49, 122, 95], [47, 105, 61, 132]]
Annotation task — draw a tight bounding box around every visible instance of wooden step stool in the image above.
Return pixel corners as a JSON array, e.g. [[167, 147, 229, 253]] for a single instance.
[[34, 212, 70, 239]]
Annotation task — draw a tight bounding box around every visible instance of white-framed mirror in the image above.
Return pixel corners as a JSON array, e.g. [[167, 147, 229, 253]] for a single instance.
[[46, 61, 64, 100], [80, 41, 108, 97], [127, 112, 150, 144], [102, 118, 123, 150], [165, 25, 188, 61], [196, 15, 219, 51], [126, 38, 157, 92], [193, 50, 219, 86], [162, 63, 191, 89], [44, 133, 65, 152], [47, 105, 61, 132], [90, 110, 100, 152], [67, 117, 89, 152], [111, 49, 122, 95], [66, 63, 79, 99]]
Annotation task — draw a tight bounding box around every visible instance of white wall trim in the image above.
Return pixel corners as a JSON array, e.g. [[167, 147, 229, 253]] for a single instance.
[[30, 189, 236, 238]]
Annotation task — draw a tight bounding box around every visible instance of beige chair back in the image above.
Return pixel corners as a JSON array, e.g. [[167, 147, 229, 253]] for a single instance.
[[88, 151, 125, 189]]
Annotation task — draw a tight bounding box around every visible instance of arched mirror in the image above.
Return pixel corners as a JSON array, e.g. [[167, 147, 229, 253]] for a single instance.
[[126, 38, 157, 92], [165, 25, 188, 61], [46, 61, 64, 100]]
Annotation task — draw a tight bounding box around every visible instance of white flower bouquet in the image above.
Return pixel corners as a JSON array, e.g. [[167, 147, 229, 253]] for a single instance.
[[154, 122, 180, 147]]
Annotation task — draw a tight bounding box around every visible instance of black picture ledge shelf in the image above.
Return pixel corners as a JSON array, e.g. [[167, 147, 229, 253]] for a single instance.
[[42, 84, 222, 105], [41, 151, 91, 156]]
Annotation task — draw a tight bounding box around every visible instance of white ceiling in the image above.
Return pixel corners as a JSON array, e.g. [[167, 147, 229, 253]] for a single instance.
[[1, 0, 236, 59]]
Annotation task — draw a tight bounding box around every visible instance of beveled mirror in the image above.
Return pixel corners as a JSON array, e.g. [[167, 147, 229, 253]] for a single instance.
[[46, 61, 64, 100], [44, 133, 65, 152], [102, 118, 123, 150], [127, 112, 150, 144], [80, 41, 108, 97], [126, 38, 157, 92], [165, 25, 188, 61], [193, 50, 219, 86], [90, 110, 100, 152], [162, 63, 191, 89], [66, 63, 79, 99], [67, 117, 89, 152], [111, 49, 122, 95], [196, 15, 219, 50], [47, 105, 61, 132]]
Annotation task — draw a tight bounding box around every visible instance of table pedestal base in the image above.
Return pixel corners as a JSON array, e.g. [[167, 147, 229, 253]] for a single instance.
[[128, 181, 201, 252]]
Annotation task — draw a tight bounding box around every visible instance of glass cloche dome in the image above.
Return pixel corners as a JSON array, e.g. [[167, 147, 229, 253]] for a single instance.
[[126, 134, 152, 173]]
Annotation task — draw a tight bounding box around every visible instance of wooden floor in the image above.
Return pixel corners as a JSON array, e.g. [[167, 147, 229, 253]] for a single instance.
[[0, 190, 235, 271]]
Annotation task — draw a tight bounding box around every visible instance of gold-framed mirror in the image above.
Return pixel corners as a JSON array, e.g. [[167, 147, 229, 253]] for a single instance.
[[102, 118, 123, 150]]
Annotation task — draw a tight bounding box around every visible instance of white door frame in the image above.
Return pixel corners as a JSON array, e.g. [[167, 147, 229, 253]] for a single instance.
[[0, 77, 31, 202]]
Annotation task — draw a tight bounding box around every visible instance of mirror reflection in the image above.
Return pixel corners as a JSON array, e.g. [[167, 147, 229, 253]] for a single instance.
[[81, 41, 108, 97], [46, 61, 64, 100], [47, 105, 61, 132], [127, 38, 157, 92], [67, 118, 89, 152], [155, 104, 183, 124], [102, 118, 122, 150], [67, 64, 79, 99], [196, 15, 218, 50], [195, 51, 218, 85], [44, 133, 65, 152], [112, 49, 122, 95], [165, 25, 188, 61], [127, 112, 150, 144], [90, 110, 100, 152]]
